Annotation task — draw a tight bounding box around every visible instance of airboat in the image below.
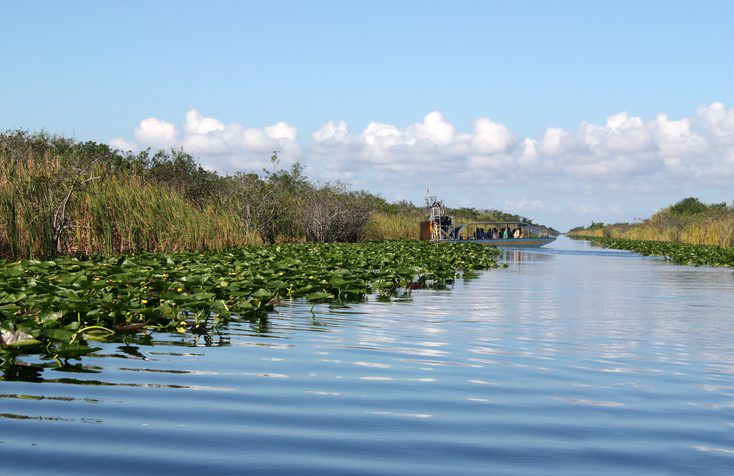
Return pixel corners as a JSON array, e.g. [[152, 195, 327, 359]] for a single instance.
[[419, 197, 556, 247]]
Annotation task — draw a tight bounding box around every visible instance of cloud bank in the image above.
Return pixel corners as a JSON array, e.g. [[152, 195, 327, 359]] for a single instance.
[[112, 110, 301, 171], [111, 103, 734, 188]]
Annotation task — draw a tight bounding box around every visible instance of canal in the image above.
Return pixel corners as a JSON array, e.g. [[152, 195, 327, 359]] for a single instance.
[[2, 236, 734, 475]]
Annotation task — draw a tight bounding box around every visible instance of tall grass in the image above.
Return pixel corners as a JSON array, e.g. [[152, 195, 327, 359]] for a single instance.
[[2, 130, 557, 257], [73, 175, 257, 255], [0, 137, 60, 258], [363, 212, 422, 240], [569, 199, 734, 247], [0, 131, 256, 259]]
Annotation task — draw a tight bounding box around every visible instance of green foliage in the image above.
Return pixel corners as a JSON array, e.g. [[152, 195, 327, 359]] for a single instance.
[[0, 241, 501, 364], [1, 130, 556, 257], [669, 197, 710, 216], [0, 130, 121, 258], [573, 236, 734, 267], [146, 148, 223, 206], [251, 156, 312, 243], [569, 197, 734, 247]]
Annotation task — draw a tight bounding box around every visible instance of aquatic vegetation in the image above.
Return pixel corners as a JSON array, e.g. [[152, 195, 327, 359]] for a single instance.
[[576, 236, 734, 267], [0, 241, 500, 363], [569, 197, 734, 247]]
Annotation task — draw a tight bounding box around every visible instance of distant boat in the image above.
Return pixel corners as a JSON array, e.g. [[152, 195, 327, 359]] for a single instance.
[[445, 222, 556, 247], [419, 197, 557, 248]]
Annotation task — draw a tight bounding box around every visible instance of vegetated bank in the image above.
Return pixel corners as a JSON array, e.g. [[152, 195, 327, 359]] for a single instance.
[[0, 241, 500, 364], [0, 131, 539, 365], [568, 197, 734, 246], [0, 130, 555, 260], [572, 236, 734, 267], [0, 130, 366, 259], [568, 197, 734, 267]]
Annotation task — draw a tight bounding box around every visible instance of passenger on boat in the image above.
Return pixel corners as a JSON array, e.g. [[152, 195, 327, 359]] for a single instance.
[[492, 228, 499, 239], [513, 228, 520, 238]]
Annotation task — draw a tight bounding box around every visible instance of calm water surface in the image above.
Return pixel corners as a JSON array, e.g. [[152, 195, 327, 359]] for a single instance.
[[2, 237, 734, 475]]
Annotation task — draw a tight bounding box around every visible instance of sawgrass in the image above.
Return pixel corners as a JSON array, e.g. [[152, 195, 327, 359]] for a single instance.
[[363, 212, 422, 240], [0, 133, 256, 259], [569, 199, 734, 248], [75, 175, 258, 255], [572, 215, 734, 247]]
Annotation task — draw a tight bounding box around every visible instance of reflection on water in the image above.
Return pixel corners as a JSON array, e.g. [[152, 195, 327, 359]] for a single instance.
[[2, 236, 734, 475]]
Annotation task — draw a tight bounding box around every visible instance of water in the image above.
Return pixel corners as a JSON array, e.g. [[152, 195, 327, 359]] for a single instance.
[[2, 236, 734, 475]]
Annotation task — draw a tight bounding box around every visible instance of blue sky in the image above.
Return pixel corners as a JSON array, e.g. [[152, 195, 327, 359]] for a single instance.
[[2, 0, 733, 230]]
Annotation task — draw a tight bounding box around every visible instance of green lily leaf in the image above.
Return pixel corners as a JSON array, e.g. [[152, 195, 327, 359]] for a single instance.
[[42, 328, 75, 342], [306, 291, 334, 301]]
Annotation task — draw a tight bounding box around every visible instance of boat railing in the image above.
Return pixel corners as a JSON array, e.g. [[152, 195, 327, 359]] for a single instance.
[[522, 223, 556, 238], [452, 222, 556, 240]]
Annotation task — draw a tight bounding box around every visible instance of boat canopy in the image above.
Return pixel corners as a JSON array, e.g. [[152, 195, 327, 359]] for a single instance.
[[451, 222, 555, 239]]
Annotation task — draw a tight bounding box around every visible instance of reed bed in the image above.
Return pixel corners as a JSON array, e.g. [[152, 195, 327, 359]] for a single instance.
[[73, 175, 256, 255], [363, 212, 422, 240], [0, 132, 256, 259], [569, 199, 734, 248], [0, 140, 61, 259], [572, 215, 734, 247]]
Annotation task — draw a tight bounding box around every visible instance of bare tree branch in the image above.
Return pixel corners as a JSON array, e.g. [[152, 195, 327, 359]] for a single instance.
[[52, 157, 103, 254]]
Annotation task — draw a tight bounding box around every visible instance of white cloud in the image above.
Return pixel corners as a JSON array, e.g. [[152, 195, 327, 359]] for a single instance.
[[185, 109, 225, 135], [361, 122, 402, 149], [652, 113, 706, 158], [265, 122, 298, 141], [567, 201, 604, 215], [134, 117, 178, 149], [504, 198, 545, 212], [538, 127, 568, 156], [114, 102, 734, 192], [313, 121, 350, 143], [580, 112, 653, 154], [123, 109, 300, 172], [527, 109, 718, 179], [698, 102, 734, 143], [311, 112, 520, 178], [108, 137, 136, 152], [566, 201, 624, 216], [520, 138, 538, 159], [406, 111, 456, 146], [470, 117, 514, 154], [306, 103, 734, 199]]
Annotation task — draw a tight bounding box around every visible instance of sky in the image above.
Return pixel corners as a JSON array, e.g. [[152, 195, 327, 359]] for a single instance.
[[2, 0, 733, 231]]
